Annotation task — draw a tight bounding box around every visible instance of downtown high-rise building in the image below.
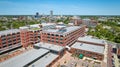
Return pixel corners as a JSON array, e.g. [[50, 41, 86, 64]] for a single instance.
[[49, 10, 53, 23]]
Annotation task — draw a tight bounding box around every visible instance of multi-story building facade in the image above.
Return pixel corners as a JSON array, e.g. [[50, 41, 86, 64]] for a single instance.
[[82, 18, 98, 27], [69, 36, 108, 61], [0, 29, 21, 54], [70, 42, 104, 60], [41, 25, 86, 46], [20, 28, 41, 48], [70, 16, 82, 26], [20, 29, 30, 48]]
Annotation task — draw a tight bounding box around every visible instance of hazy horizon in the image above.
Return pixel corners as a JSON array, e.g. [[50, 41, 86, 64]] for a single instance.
[[0, 0, 120, 15]]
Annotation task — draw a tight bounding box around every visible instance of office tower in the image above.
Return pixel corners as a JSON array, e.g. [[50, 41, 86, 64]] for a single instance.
[[49, 10, 53, 23]]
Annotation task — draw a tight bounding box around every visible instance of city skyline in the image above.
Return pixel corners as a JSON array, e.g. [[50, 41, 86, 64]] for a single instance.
[[0, 0, 120, 15]]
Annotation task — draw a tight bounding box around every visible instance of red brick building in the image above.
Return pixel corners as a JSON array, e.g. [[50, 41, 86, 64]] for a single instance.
[[41, 25, 86, 46], [70, 16, 82, 26], [0, 29, 21, 54], [82, 18, 98, 27], [70, 42, 104, 60], [77, 36, 105, 46], [20, 29, 41, 48]]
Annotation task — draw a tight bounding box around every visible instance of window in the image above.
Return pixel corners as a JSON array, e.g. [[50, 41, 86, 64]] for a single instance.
[[52, 37, 54, 39], [52, 40, 54, 42], [51, 34, 54, 36], [13, 37, 16, 38], [2, 38, 6, 41], [56, 41, 58, 43], [60, 35, 63, 37], [47, 33, 50, 35], [60, 38, 63, 40], [8, 40, 12, 43], [47, 36, 50, 38], [60, 42, 63, 44], [12, 33, 15, 35], [3, 45, 7, 48], [1, 35, 5, 37], [56, 34, 59, 37], [13, 39, 16, 41], [2, 42, 6, 45], [48, 40, 50, 42], [13, 43, 16, 44], [56, 38, 58, 40], [7, 34, 11, 36], [17, 32, 20, 34]]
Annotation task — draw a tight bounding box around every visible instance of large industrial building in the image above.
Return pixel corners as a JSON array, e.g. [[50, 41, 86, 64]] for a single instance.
[[34, 42, 65, 56], [41, 25, 86, 46], [0, 42, 65, 67], [70, 42, 104, 60], [0, 48, 50, 67], [69, 36, 107, 61], [0, 23, 109, 67], [0, 29, 21, 54]]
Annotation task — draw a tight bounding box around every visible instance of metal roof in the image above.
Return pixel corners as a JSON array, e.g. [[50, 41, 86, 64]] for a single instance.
[[34, 42, 64, 52], [29, 53, 59, 67], [71, 42, 104, 54], [42, 26, 83, 36], [78, 36, 105, 45], [0, 29, 20, 36], [0, 49, 49, 67]]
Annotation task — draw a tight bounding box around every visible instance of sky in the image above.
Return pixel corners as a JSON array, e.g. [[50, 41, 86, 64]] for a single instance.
[[0, 0, 120, 15]]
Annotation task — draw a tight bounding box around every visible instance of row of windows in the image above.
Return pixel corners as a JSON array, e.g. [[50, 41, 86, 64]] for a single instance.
[[47, 40, 63, 44], [1, 43, 20, 48], [42, 28, 84, 39], [75, 49, 102, 57], [0, 33, 20, 38], [29, 30, 40, 33], [1, 35, 20, 38], [47, 37, 63, 40], [66, 29, 82, 37], [42, 33, 63, 37], [42, 38, 63, 42]]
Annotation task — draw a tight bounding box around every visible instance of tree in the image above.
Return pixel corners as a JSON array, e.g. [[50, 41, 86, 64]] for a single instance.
[[56, 19, 63, 22], [64, 17, 70, 24], [114, 35, 120, 43]]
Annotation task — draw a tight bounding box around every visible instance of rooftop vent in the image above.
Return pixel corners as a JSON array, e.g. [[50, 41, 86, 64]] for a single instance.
[[58, 27, 67, 33], [80, 43, 83, 46], [102, 41, 105, 43]]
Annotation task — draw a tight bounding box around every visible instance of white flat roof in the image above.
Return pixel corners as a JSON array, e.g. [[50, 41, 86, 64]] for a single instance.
[[30, 24, 40, 28], [19, 26, 29, 29], [29, 53, 59, 67], [41, 23, 56, 26], [43, 26, 82, 35], [78, 36, 105, 45], [0, 49, 49, 67], [0, 29, 20, 36], [71, 42, 104, 54], [34, 42, 64, 52]]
